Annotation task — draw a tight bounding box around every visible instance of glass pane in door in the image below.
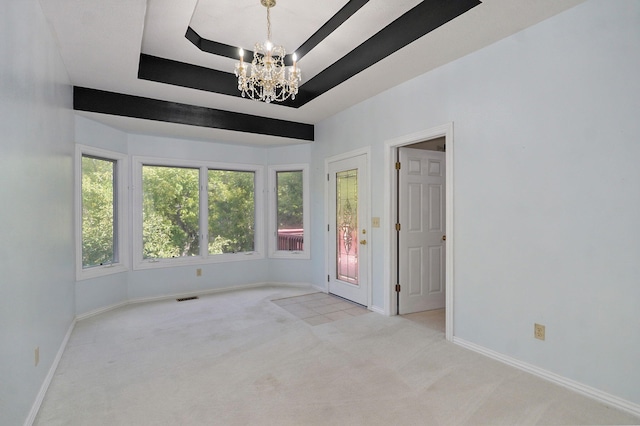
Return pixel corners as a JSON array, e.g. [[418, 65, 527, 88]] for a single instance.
[[336, 169, 358, 285]]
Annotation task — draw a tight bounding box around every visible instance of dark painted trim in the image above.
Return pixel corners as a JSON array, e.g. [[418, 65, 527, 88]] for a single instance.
[[293, 0, 369, 62], [140, 0, 481, 109], [185, 27, 253, 60], [73, 87, 314, 141], [186, 0, 370, 66]]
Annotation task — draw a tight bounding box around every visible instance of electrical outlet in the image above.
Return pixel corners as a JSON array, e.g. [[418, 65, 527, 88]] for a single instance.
[[196, 268, 202, 277], [35, 347, 39, 366], [534, 323, 545, 341]]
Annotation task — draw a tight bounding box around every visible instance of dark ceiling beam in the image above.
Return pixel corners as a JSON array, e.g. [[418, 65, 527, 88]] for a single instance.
[[292, 0, 369, 63], [73, 87, 314, 141], [138, 54, 239, 97]]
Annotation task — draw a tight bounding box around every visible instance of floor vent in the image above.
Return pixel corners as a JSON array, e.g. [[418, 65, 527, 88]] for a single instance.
[[176, 296, 199, 302]]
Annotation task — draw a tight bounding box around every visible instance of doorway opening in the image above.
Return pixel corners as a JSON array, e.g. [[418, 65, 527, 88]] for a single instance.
[[383, 123, 454, 341], [397, 139, 446, 312]]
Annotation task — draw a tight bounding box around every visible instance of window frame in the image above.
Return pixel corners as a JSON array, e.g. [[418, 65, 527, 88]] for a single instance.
[[268, 164, 310, 259], [75, 145, 129, 280], [132, 156, 264, 270]]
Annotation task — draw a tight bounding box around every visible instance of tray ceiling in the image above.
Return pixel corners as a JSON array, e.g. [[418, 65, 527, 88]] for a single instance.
[[38, 0, 585, 146]]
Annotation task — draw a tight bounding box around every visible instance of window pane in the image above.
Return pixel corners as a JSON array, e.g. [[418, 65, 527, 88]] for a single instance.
[[208, 170, 255, 254], [276, 170, 304, 251], [82, 156, 116, 268], [142, 165, 200, 259]]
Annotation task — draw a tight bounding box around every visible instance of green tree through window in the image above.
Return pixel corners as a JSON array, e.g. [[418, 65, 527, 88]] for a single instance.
[[208, 170, 255, 254], [139, 165, 257, 260], [142, 165, 200, 258], [82, 155, 117, 267]]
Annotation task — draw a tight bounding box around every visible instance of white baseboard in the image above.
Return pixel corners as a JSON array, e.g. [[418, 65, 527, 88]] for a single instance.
[[370, 305, 385, 315], [127, 281, 272, 306], [76, 282, 318, 320], [24, 319, 76, 426], [267, 281, 318, 290], [76, 300, 129, 321], [310, 283, 327, 293], [453, 337, 640, 419]]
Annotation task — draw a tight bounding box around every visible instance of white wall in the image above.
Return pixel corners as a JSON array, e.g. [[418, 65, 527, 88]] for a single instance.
[[0, 1, 75, 424], [312, 0, 640, 407]]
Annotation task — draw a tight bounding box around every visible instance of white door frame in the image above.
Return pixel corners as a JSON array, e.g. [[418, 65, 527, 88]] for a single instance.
[[383, 123, 454, 341], [325, 147, 372, 309]]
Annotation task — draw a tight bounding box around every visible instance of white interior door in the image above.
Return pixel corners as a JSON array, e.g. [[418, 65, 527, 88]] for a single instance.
[[328, 154, 368, 306], [398, 148, 445, 314]]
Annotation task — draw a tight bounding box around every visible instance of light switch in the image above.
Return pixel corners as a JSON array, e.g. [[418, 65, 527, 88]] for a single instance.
[[372, 217, 380, 228]]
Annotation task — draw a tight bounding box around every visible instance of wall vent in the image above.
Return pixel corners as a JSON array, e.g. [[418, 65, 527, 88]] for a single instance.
[[176, 296, 199, 302]]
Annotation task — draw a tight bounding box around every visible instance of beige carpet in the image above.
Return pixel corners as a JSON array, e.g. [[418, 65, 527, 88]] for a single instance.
[[35, 285, 639, 425]]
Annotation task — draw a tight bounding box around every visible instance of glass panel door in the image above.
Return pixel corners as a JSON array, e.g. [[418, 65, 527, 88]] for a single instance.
[[327, 153, 368, 306], [336, 169, 358, 285]]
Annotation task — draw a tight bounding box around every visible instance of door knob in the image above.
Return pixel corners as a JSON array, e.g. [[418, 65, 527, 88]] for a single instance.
[[360, 239, 367, 245], [442, 235, 446, 241]]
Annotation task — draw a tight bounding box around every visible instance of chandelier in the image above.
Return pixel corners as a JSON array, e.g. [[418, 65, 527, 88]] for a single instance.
[[234, 0, 301, 103]]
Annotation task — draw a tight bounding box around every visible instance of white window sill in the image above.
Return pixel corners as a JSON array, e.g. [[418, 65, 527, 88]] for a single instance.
[[269, 251, 311, 260], [77, 263, 129, 281], [133, 252, 265, 270]]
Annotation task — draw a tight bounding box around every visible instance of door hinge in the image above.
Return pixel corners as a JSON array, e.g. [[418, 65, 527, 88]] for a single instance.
[[327, 173, 330, 181], [395, 223, 401, 231], [395, 284, 401, 292], [327, 224, 330, 232], [395, 162, 401, 170], [327, 274, 330, 282]]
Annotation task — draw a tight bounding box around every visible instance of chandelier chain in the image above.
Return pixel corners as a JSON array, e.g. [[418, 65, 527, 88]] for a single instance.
[[266, 6, 272, 41]]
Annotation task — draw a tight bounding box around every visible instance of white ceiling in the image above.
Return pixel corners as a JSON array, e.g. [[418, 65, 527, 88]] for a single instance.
[[39, 0, 585, 146]]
